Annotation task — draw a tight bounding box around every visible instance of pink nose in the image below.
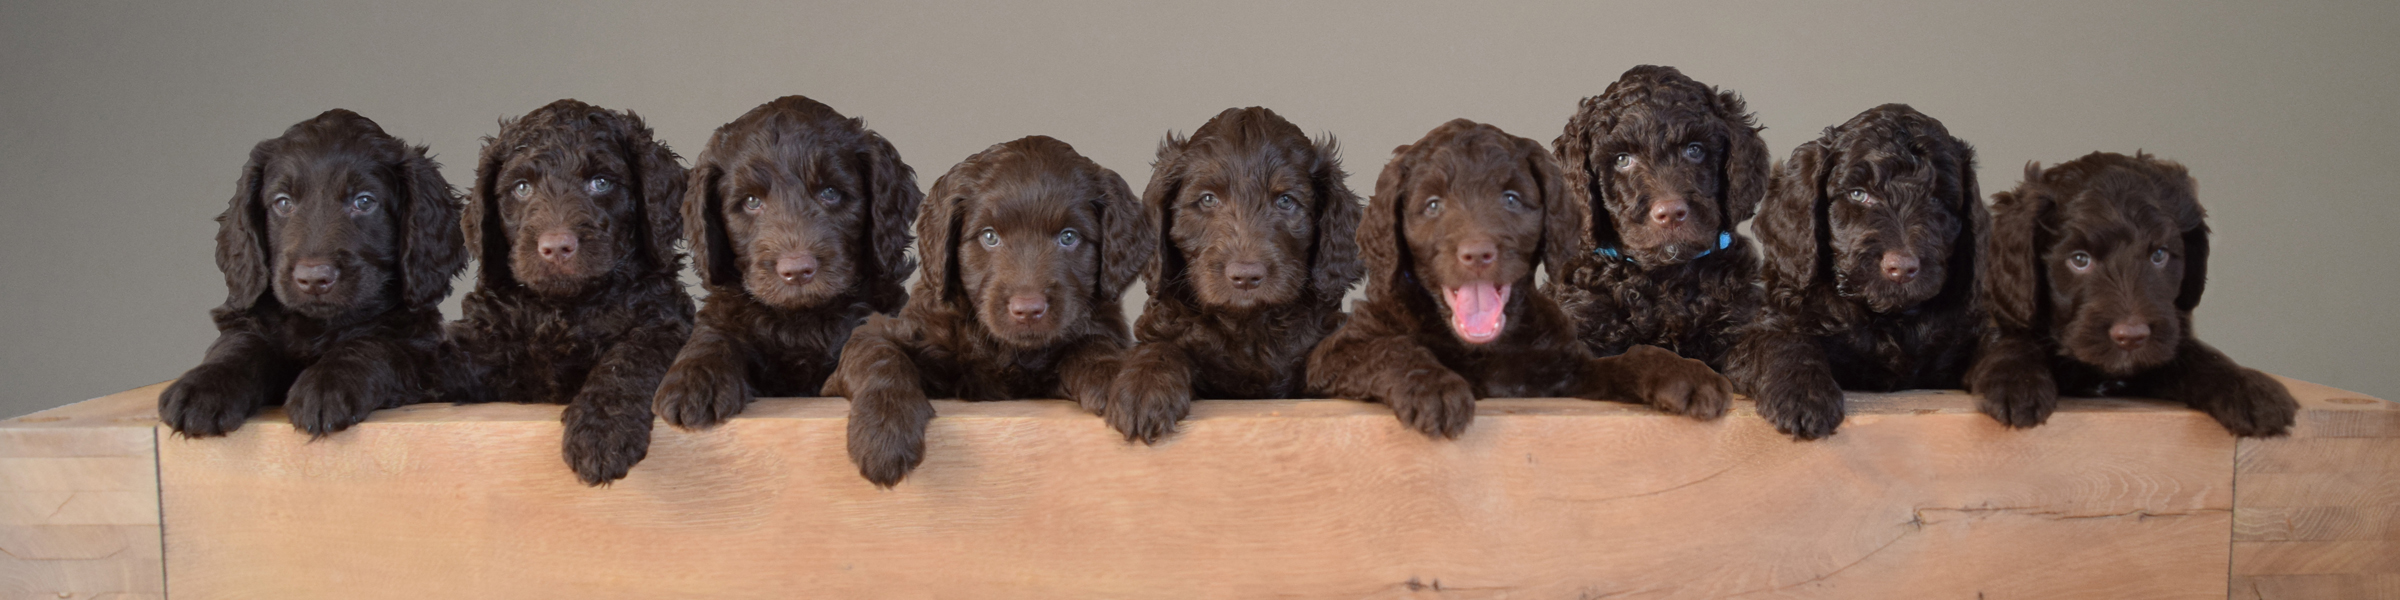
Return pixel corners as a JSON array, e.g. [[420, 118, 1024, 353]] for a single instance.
[[2110, 320, 2151, 350], [537, 231, 579, 263], [1008, 295, 1048, 323], [1881, 251, 1920, 283], [291, 260, 338, 295], [777, 255, 817, 284], [1650, 198, 1689, 226], [1226, 261, 1266, 290], [1456, 239, 1497, 273]]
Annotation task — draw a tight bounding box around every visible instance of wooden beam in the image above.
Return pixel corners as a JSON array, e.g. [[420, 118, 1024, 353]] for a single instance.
[[2232, 378, 2400, 598], [0, 383, 165, 600]]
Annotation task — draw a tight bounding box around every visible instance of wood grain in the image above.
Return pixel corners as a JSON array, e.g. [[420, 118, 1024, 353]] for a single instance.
[[0, 382, 166, 600], [2231, 377, 2400, 598]]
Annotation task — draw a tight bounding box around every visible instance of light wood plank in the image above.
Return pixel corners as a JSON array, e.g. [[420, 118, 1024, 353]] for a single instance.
[[0, 384, 163, 600]]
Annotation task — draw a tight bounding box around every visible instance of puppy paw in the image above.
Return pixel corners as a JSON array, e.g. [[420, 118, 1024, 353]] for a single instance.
[[561, 401, 651, 486], [285, 365, 383, 438], [1389, 368, 1477, 439], [1105, 370, 1191, 445], [654, 359, 751, 431], [1618, 346, 1733, 420], [847, 391, 934, 488], [1753, 369, 1846, 440], [2201, 370, 2299, 437], [159, 366, 260, 437], [1973, 364, 2057, 429]]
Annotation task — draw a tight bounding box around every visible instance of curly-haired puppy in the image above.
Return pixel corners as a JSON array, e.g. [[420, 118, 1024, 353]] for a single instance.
[[1102, 107, 1363, 443], [1547, 65, 1770, 369], [160, 110, 466, 437], [446, 99, 696, 485], [1969, 151, 2295, 436], [1306, 119, 1732, 438], [823, 136, 1154, 486], [653, 96, 922, 430], [1725, 104, 1986, 439]]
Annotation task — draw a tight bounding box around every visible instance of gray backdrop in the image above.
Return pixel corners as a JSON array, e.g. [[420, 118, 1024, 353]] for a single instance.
[[4, 0, 2394, 417]]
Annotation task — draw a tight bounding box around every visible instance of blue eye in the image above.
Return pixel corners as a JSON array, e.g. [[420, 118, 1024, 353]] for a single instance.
[[1424, 197, 1442, 216], [271, 193, 296, 216], [586, 178, 613, 194], [1056, 229, 1080, 248], [1275, 194, 1297, 211], [979, 228, 1000, 248], [2068, 251, 2092, 271], [1613, 154, 1634, 171], [1197, 192, 1220, 208], [2151, 248, 2170, 266], [1501, 191, 1523, 210], [817, 187, 841, 204], [742, 196, 762, 213], [1682, 143, 1705, 163], [511, 181, 531, 199], [348, 192, 376, 213]]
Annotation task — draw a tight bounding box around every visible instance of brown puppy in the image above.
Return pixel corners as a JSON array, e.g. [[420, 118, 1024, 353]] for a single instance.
[[447, 99, 695, 485], [1307, 119, 1731, 438], [1547, 65, 1769, 369], [161, 109, 466, 437], [1104, 107, 1363, 443], [654, 96, 922, 429], [1726, 104, 1987, 439], [1970, 151, 2295, 436], [824, 136, 1154, 487]]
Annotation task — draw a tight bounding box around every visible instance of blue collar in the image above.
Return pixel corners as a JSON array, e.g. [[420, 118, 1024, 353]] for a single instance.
[[1595, 231, 1732, 264]]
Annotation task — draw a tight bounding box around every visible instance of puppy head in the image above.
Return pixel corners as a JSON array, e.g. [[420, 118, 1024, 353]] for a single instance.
[[1364, 119, 1576, 345], [468, 99, 685, 297], [217, 109, 464, 319], [921, 136, 1151, 347], [1987, 151, 2207, 376], [1143, 107, 1361, 311], [1757, 104, 1982, 313], [686, 96, 921, 312], [1556, 65, 1769, 266]]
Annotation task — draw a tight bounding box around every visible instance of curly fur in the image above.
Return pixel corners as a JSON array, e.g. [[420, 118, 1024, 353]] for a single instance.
[[654, 96, 923, 430], [1102, 107, 1363, 443], [1967, 151, 2295, 436], [1305, 118, 1732, 439], [1546, 65, 1769, 369], [160, 109, 465, 439], [823, 136, 1154, 487], [446, 99, 696, 485], [1725, 104, 1987, 439]]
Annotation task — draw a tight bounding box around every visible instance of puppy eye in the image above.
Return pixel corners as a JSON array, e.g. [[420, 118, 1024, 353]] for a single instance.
[[817, 187, 842, 205], [348, 192, 377, 213], [1848, 189, 1875, 206], [2151, 248, 2170, 266], [511, 181, 531, 200], [585, 177, 613, 194], [1424, 197, 1442, 216], [1056, 229, 1080, 248], [1613, 153, 1634, 172], [1501, 191, 1524, 211], [1682, 143, 1706, 163], [1198, 192, 1220, 209], [742, 196, 763, 214], [979, 228, 1001, 248], [2068, 251, 2093, 271], [271, 193, 296, 216], [1275, 194, 1297, 211]]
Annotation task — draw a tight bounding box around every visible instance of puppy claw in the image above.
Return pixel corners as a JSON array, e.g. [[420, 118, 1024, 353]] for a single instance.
[[2201, 371, 2299, 437], [847, 392, 934, 488], [1973, 365, 2057, 429], [285, 366, 380, 438], [1105, 373, 1190, 445], [561, 401, 651, 486], [655, 360, 750, 431], [1620, 346, 1732, 420], [159, 367, 258, 438], [1756, 377, 1846, 440], [1389, 369, 1477, 439]]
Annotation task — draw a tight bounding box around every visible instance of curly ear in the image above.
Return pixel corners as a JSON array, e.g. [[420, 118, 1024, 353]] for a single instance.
[[859, 128, 924, 313], [1093, 166, 1154, 301], [621, 114, 688, 274], [681, 158, 737, 288], [1524, 140, 1579, 281], [918, 172, 965, 305], [467, 126, 517, 287], [1140, 132, 1192, 302], [1308, 134, 1364, 302], [1941, 139, 1987, 303], [2146, 157, 2209, 312], [1712, 88, 1771, 225], [1755, 140, 1831, 293], [397, 144, 465, 307], [1360, 145, 1413, 300], [1554, 99, 1614, 255], [215, 142, 275, 311], [1984, 162, 2054, 331]]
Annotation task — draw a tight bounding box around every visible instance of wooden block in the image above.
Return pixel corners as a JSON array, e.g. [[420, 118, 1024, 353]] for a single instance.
[[2230, 573, 2400, 600], [0, 383, 166, 599], [2230, 376, 2400, 590]]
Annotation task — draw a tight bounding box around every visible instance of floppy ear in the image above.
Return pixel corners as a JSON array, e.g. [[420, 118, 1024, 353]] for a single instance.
[[1360, 145, 1413, 300], [1983, 162, 2054, 331], [1712, 88, 1771, 225], [621, 114, 688, 274], [1308, 134, 1364, 302], [1093, 166, 1154, 301], [466, 126, 517, 287], [1524, 141, 1578, 282], [1755, 140, 1831, 292], [859, 128, 924, 313], [1140, 132, 1192, 302], [397, 144, 466, 307], [215, 142, 275, 311], [1554, 99, 1615, 254], [1942, 139, 1987, 303], [918, 171, 965, 305], [681, 156, 738, 288], [2150, 160, 2209, 312]]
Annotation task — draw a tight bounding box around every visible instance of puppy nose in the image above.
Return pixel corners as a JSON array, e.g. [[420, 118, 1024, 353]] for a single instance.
[[1226, 261, 1266, 290], [1649, 198, 1689, 227], [537, 231, 579, 263], [1881, 251, 1920, 283], [777, 255, 818, 284], [1456, 239, 1497, 272], [1007, 295, 1049, 323], [291, 260, 338, 295], [2111, 320, 2151, 350]]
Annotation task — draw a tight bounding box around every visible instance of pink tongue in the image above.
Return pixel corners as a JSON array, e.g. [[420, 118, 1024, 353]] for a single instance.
[[1445, 283, 1510, 344]]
